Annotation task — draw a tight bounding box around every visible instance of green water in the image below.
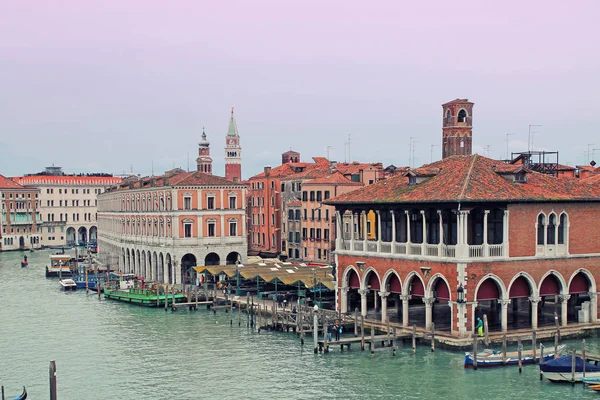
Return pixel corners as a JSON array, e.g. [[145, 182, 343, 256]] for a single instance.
[[1, 249, 599, 399]]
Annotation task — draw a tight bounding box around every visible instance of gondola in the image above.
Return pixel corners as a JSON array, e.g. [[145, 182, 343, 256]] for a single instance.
[[21, 255, 28, 268], [12, 386, 27, 400]]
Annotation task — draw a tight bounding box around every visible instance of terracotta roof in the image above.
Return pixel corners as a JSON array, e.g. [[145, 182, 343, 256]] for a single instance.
[[557, 164, 576, 171], [325, 154, 600, 205], [405, 167, 440, 177], [442, 98, 473, 106], [335, 162, 383, 175], [282, 150, 300, 155], [280, 168, 329, 181], [0, 174, 26, 190], [287, 200, 302, 206], [113, 171, 243, 191], [312, 157, 330, 165], [577, 165, 596, 171], [12, 175, 121, 186], [583, 174, 600, 184], [303, 171, 363, 186], [251, 163, 300, 179]]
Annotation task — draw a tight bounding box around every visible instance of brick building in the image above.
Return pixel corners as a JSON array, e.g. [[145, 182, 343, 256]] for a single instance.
[[0, 174, 41, 251], [326, 154, 600, 337]]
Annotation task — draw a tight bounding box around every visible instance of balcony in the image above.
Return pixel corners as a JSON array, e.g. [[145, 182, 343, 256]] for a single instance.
[[337, 238, 506, 260]]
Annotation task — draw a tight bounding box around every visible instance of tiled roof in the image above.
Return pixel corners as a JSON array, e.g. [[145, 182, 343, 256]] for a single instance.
[[325, 154, 600, 205], [287, 200, 302, 206], [0, 174, 26, 190], [312, 157, 330, 165], [557, 164, 576, 171], [442, 98, 473, 106], [583, 174, 600, 184], [335, 162, 383, 175], [12, 175, 121, 186], [280, 168, 329, 181], [303, 171, 363, 186], [114, 171, 242, 191], [251, 164, 299, 179], [405, 167, 440, 177]]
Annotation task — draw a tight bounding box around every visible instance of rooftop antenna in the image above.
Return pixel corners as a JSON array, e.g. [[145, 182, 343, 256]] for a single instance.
[[484, 145, 492, 158], [151, 161, 154, 176], [528, 124, 542, 152], [187, 152, 190, 172], [347, 133, 351, 162], [326, 145, 334, 160], [505, 133, 515, 160], [592, 148, 600, 164], [130, 164, 133, 174], [586, 143, 596, 163], [430, 144, 438, 163]]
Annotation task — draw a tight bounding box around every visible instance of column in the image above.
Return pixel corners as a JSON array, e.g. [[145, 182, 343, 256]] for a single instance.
[[483, 210, 490, 257], [376, 210, 382, 252], [340, 286, 350, 313], [423, 297, 435, 330], [379, 291, 390, 322], [498, 298, 510, 332], [361, 211, 368, 250], [559, 294, 570, 327], [421, 210, 427, 254], [390, 210, 396, 254], [503, 209, 510, 257], [400, 295, 411, 327], [463, 211, 469, 247], [529, 296, 541, 329], [405, 211, 411, 244], [350, 212, 355, 250], [438, 210, 443, 255], [589, 292, 598, 323], [359, 289, 368, 317], [336, 211, 343, 250], [374, 290, 379, 311]]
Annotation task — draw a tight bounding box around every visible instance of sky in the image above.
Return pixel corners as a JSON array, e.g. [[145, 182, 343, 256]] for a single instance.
[[1, 0, 599, 179]]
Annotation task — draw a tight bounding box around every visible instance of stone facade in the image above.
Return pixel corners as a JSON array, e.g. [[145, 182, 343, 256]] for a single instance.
[[0, 174, 41, 251]]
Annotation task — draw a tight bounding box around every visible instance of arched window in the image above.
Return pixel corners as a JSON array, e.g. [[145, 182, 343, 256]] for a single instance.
[[558, 213, 567, 244], [445, 109, 452, 124], [458, 109, 467, 123], [537, 214, 546, 245], [547, 213, 556, 245]]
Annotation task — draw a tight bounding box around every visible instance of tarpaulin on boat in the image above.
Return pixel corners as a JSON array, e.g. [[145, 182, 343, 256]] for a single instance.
[[540, 356, 600, 373]]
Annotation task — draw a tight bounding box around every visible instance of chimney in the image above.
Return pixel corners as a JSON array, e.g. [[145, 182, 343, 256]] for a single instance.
[[264, 166, 271, 177], [329, 161, 338, 174], [163, 176, 169, 186]]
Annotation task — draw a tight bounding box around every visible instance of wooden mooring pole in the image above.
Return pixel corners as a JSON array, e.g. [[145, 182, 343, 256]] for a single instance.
[[483, 314, 489, 346], [430, 322, 435, 352], [412, 325, 417, 353], [370, 326, 375, 358], [554, 332, 558, 357], [49, 360, 57, 400], [85, 269, 89, 294], [583, 339, 587, 379], [540, 344, 544, 380], [2, 385, 5, 400], [230, 299, 233, 326], [502, 334, 507, 365], [571, 350, 576, 385], [354, 308, 358, 336], [532, 331, 537, 363], [555, 311, 561, 341], [238, 300, 241, 327], [313, 308, 319, 354], [472, 335, 478, 370], [517, 338, 523, 374], [360, 315, 365, 351]]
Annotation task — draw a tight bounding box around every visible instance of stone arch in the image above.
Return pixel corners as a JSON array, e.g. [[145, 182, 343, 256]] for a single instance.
[[226, 252, 241, 265], [126, 248, 131, 273], [537, 270, 567, 296], [403, 271, 425, 297], [153, 252, 158, 282], [78, 226, 88, 245], [361, 267, 381, 290], [568, 268, 596, 294], [66, 227, 76, 246], [141, 250, 147, 279], [381, 269, 402, 293], [426, 273, 451, 301], [474, 274, 508, 301], [457, 108, 468, 122], [567, 268, 597, 324], [89, 226, 98, 242], [166, 253, 172, 284], [342, 266, 361, 288], [507, 272, 538, 299], [181, 253, 197, 284], [205, 252, 220, 266], [159, 253, 165, 283]]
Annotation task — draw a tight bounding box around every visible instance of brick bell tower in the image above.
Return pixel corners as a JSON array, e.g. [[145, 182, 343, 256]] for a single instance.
[[442, 98, 474, 158], [196, 127, 212, 174], [224, 107, 242, 182]]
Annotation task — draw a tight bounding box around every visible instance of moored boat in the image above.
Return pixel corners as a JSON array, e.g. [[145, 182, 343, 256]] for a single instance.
[[464, 344, 566, 368], [45, 254, 73, 277], [540, 355, 600, 382], [12, 386, 27, 400], [59, 279, 78, 291], [104, 286, 186, 307]]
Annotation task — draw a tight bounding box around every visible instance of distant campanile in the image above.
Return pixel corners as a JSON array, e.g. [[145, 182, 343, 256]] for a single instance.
[[442, 99, 474, 158], [224, 108, 242, 182]]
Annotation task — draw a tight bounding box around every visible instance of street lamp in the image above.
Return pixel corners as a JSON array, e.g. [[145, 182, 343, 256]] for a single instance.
[[457, 284, 465, 304]]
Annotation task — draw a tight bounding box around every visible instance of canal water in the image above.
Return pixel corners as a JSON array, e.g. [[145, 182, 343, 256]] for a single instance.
[[1, 249, 599, 399]]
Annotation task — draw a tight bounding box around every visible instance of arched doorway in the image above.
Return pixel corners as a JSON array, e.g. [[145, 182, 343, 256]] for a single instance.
[[181, 253, 197, 285], [405, 273, 426, 328], [159, 253, 165, 283], [226, 252, 241, 265], [153, 252, 158, 282], [147, 252, 153, 281], [538, 272, 564, 327], [78, 227, 87, 246], [363, 269, 381, 318], [141, 250, 147, 280], [382, 271, 402, 323], [568, 271, 593, 324], [429, 275, 452, 331], [475, 276, 504, 332], [19, 236, 25, 250], [507, 274, 536, 330], [345, 267, 361, 314], [66, 227, 76, 246], [89, 226, 97, 243], [166, 253, 172, 284], [205, 252, 220, 266]]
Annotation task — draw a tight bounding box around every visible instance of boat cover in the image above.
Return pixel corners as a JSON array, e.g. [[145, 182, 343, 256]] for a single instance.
[[540, 356, 600, 373]]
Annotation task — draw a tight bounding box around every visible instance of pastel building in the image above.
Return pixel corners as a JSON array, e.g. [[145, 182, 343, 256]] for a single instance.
[[0, 174, 41, 251]]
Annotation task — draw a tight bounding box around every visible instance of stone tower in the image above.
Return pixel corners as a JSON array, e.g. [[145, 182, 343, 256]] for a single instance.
[[224, 108, 242, 182], [196, 128, 212, 174], [442, 99, 474, 159]]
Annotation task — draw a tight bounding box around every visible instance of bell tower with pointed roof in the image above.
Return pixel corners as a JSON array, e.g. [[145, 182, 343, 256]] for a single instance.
[[196, 127, 213, 174], [225, 107, 242, 182]]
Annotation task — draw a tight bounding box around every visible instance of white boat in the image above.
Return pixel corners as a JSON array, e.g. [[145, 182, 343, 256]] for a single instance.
[[59, 279, 77, 291], [541, 355, 600, 382], [465, 344, 566, 368]]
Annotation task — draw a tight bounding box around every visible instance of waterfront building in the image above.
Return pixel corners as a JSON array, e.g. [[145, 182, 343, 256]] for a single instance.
[[0, 174, 41, 251], [12, 167, 121, 248], [225, 108, 242, 183], [97, 168, 247, 284]]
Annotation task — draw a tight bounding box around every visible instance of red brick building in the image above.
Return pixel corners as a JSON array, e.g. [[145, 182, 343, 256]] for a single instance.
[[326, 154, 600, 337]]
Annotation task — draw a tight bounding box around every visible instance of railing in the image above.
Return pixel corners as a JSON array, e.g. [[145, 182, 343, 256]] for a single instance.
[[367, 241, 378, 252], [341, 241, 351, 251], [408, 244, 422, 255], [489, 244, 504, 257], [353, 241, 364, 251], [395, 243, 407, 254], [469, 245, 483, 258], [380, 242, 392, 253], [443, 245, 456, 258], [425, 244, 439, 257]]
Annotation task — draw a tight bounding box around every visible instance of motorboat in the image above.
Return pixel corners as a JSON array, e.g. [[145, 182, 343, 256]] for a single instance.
[[464, 344, 566, 368], [46, 254, 73, 277], [59, 279, 78, 291], [540, 355, 600, 382]]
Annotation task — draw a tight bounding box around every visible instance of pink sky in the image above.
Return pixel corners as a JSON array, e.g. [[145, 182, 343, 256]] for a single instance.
[[1, 0, 599, 176]]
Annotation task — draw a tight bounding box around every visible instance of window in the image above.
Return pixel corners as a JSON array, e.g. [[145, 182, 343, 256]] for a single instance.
[[304, 247, 307, 257], [558, 214, 567, 244], [345, 222, 349, 233], [207, 196, 215, 209], [295, 210, 301, 220], [324, 229, 329, 240], [270, 181, 274, 190], [310, 191, 315, 201], [271, 234, 275, 247], [324, 191, 330, 200], [184, 197, 191, 210], [271, 214, 275, 225], [311, 209, 315, 220], [229, 196, 237, 209], [303, 209, 307, 220], [325, 209, 329, 220], [208, 222, 216, 237], [302, 191, 307, 201], [184, 223, 192, 238], [547, 214, 556, 245], [317, 209, 321, 220], [262, 233, 265, 245], [281, 183, 285, 192], [458, 109, 467, 122], [316, 191, 322, 202], [229, 220, 237, 236], [367, 220, 372, 235], [446, 109, 452, 124], [302, 228, 307, 239], [288, 210, 294, 220], [316, 228, 321, 239], [297, 183, 301, 192], [323, 250, 327, 260], [271, 197, 274, 206], [408, 175, 417, 185], [310, 228, 315, 239], [317, 249, 322, 259], [537, 214, 545, 245]]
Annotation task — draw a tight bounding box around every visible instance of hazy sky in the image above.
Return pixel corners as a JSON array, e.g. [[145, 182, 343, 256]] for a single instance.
[[1, 0, 599, 179]]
